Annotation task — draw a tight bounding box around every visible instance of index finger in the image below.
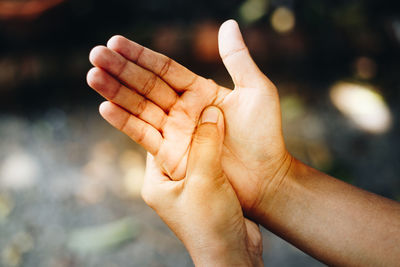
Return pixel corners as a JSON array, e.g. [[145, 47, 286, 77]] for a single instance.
[[144, 153, 170, 183], [142, 153, 184, 208]]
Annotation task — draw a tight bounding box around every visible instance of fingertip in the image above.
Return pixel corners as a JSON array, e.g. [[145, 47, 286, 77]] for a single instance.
[[87, 67, 108, 89], [200, 106, 221, 124], [196, 106, 225, 141], [219, 19, 241, 39], [218, 19, 245, 59], [107, 35, 142, 63], [87, 67, 121, 98], [107, 35, 126, 49], [187, 107, 225, 181], [98, 101, 130, 131], [203, 106, 224, 133], [89, 45, 107, 65], [98, 101, 117, 125], [219, 19, 239, 33], [99, 101, 112, 117], [218, 20, 269, 88], [86, 67, 97, 87]]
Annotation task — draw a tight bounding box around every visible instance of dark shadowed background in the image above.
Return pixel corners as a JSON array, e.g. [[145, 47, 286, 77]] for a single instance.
[[0, 0, 399, 266]]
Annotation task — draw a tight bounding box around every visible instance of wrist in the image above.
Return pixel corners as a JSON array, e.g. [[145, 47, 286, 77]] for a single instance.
[[188, 241, 253, 267], [252, 153, 304, 221], [251, 155, 322, 231]]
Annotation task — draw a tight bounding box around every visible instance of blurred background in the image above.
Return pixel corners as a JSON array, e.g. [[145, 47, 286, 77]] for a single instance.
[[0, 0, 399, 266]]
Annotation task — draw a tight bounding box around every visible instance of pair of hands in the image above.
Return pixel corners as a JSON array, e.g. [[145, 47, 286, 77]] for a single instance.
[[87, 20, 290, 265]]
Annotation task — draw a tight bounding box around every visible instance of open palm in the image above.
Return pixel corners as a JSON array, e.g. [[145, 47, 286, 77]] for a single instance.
[[87, 20, 291, 213]]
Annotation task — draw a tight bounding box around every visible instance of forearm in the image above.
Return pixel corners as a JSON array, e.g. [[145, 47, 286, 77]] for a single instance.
[[255, 158, 400, 266]]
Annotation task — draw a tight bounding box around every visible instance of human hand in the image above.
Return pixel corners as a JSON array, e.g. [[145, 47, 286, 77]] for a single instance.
[[87, 19, 292, 217], [141, 106, 263, 266]]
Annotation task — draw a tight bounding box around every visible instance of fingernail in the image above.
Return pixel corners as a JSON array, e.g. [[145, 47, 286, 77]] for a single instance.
[[201, 106, 219, 124]]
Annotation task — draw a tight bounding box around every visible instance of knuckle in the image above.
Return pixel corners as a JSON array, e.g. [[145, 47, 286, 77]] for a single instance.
[[136, 97, 147, 116], [142, 75, 157, 96], [119, 115, 130, 132], [159, 57, 172, 78], [135, 124, 148, 144]]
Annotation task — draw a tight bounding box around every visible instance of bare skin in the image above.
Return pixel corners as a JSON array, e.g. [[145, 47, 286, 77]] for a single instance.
[[87, 20, 289, 215], [142, 106, 263, 266], [258, 159, 400, 266], [87, 19, 400, 266]]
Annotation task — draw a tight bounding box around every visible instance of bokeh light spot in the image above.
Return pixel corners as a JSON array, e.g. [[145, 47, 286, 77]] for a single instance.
[[119, 150, 145, 198], [330, 82, 392, 134], [0, 151, 40, 190], [271, 7, 295, 34], [239, 0, 269, 24]]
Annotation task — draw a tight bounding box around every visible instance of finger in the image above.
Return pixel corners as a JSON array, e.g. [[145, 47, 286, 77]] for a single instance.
[[244, 218, 263, 257], [144, 153, 170, 183], [142, 153, 183, 209], [99, 101, 162, 156], [186, 106, 225, 181], [142, 153, 169, 209], [87, 68, 167, 131], [218, 20, 271, 88], [89, 46, 178, 112], [107, 35, 199, 92]]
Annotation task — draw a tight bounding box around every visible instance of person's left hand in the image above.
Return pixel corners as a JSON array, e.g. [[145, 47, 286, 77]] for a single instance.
[[141, 106, 263, 266], [87, 20, 290, 218]]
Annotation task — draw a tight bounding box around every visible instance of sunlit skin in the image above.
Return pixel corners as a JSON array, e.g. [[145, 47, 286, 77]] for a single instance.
[[88, 19, 400, 266], [141, 106, 263, 266], [87, 20, 290, 215]]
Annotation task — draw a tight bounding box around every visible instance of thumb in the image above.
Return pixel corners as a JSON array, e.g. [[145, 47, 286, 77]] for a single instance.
[[186, 106, 225, 181], [218, 19, 270, 88]]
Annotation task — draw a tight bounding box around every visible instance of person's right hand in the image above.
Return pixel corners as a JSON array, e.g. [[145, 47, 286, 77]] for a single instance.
[[141, 106, 263, 266], [87, 20, 292, 216]]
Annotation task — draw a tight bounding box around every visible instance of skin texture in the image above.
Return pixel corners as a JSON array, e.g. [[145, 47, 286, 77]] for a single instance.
[[256, 159, 400, 267], [141, 106, 263, 266], [87, 20, 290, 216], [88, 19, 400, 266]]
